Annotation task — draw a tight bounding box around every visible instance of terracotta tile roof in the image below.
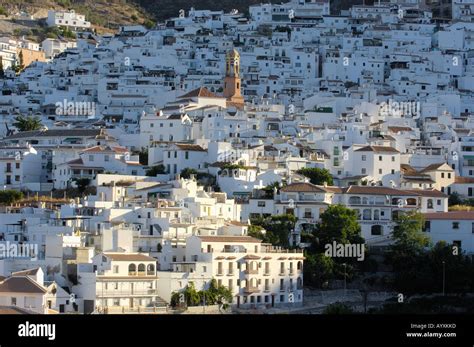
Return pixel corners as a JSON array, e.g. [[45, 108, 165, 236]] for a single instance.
[[243, 254, 261, 260], [354, 145, 399, 153], [455, 177, 474, 184], [388, 126, 412, 133], [198, 236, 262, 243], [175, 144, 206, 152], [404, 189, 447, 197], [0, 276, 46, 294], [402, 177, 435, 183], [281, 182, 326, 193], [82, 145, 128, 153], [423, 211, 474, 220], [66, 158, 83, 165], [103, 253, 156, 262], [11, 268, 40, 277], [401, 164, 419, 175], [179, 87, 221, 99], [420, 163, 452, 173]]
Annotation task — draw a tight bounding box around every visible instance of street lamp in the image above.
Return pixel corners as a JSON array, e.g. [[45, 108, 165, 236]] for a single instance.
[[442, 261, 446, 296]]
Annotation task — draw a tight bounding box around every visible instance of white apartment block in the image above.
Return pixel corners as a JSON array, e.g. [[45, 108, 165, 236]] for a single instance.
[[423, 211, 474, 253], [46, 10, 91, 30], [75, 252, 162, 314], [158, 235, 304, 308]]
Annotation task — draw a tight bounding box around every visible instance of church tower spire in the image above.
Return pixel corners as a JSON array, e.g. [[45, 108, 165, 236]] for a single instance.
[[223, 49, 244, 108]]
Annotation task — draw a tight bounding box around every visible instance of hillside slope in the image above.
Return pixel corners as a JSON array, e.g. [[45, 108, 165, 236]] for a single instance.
[[133, 0, 372, 21], [0, 0, 373, 40]]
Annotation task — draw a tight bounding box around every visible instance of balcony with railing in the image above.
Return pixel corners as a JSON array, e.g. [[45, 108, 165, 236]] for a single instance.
[[97, 289, 158, 297], [244, 286, 260, 294], [243, 268, 259, 275]]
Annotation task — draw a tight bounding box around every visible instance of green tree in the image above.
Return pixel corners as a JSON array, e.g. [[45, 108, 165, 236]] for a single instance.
[[180, 167, 198, 179], [311, 204, 363, 253], [143, 19, 155, 29], [13, 115, 43, 132], [0, 190, 24, 205], [385, 211, 432, 294], [136, 148, 148, 165], [262, 181, 285, 198], [18, 50, 25, 72], [171, 280, 233, 309], [448, 192, 462, 206], [183, 283, 201, 306], [60, 27, 76, 39], [146, 164, 166, 176], [323, 302, 354, 314], [199, 279, 233, 309], [296, 167, 333, 185], [391, 211, 430, 251], [73, 178, 91, 195], [304, 252, 335, 288], [428, 241, 474, 294], [250, 214, 297, 248], [248, 224, 265, 240]]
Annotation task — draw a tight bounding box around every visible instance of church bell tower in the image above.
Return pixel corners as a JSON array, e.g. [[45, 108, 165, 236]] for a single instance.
[[223, 49, 244, 108]]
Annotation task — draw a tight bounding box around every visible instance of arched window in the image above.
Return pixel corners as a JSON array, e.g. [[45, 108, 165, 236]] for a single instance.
[[427, 199, 433, 209], [362, 197, 369, 205], [250, 278, 258, 288], [297, 261, 303, 270], [147, 264, 155, 275], [251, 261, 258, 271], [349, 196, 361, 205], [407, 198, 417, 206], [363, 209, 371, 220], [128, 264, 136, 275], [297, 277, 303, 289], [138, 263, 146, 274], [371, 225, 383, 236]]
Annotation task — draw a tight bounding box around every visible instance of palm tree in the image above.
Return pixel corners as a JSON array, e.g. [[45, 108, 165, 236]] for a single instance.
[[13, 115, 43, 132]]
